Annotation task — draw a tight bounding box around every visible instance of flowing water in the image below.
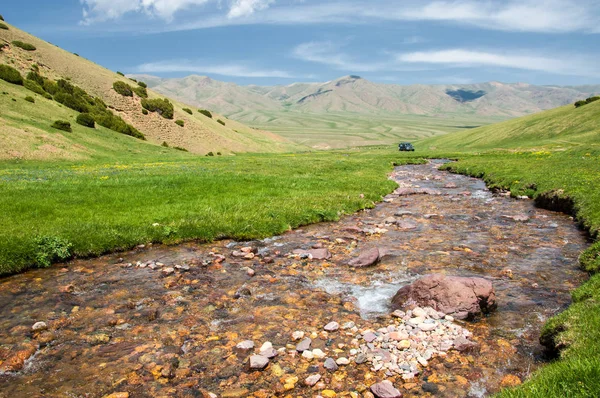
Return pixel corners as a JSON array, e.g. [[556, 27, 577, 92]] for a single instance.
[[0, 161, 588, 397]]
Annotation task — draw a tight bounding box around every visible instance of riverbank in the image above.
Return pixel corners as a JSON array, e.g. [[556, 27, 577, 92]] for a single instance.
[[413, 149, 600, 397]]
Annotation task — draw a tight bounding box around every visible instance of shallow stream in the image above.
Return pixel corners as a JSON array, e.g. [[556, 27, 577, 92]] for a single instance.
[[0, 161, 588, 397]]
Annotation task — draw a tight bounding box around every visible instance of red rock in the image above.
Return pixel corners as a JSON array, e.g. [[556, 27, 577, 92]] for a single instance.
[[391, 274, 496, 320], [371, 380, 402, 398], [348, 248, 381, 268]]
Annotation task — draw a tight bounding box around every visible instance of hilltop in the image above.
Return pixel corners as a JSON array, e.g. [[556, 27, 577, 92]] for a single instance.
[[417, 97, 600, 151], [0, 21, 298, 160]]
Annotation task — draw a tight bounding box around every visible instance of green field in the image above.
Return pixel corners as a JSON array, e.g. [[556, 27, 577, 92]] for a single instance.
[[231, 109, 503, 149]]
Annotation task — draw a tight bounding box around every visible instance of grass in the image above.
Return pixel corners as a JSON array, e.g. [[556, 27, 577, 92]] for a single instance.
[[0, 149, 421, 275]]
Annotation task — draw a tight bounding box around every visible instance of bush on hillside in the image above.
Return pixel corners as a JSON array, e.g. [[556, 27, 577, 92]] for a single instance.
[[34, 236, 73, 268], [0, 22, 8, 30], [54, 92, 89, 113], [129, 78, 137, 83], [217, 119, 225, 126], [574, 100, 587, 108], [137, 81, 147, 88], [198, 109, 212, 118], [26, 71, 44, 86], [76, 113, 95, 128], [51, 120, 72, 132], [113, 81, 133, 97], [206, 152, 214, 156], [12, 41, 36, 51], [133, 85, 147, 98], [0, 64, 23, 85], [92, 111, 145, 139], [24, 96, 34, 103], [141, 98, 174, 119], [174, 146, 188, 152], [117, 71, 124, 76], [142, 108, 148, 115], [175, 119, 185, 127], [24, 79, 46, 95], [182, 107, 193, 115], [0, 43, 7, 51], [586, 96, 600, 104], [42, 79, 59, 95], [0, 14, 4, 21], [162, 141, 169, 147]]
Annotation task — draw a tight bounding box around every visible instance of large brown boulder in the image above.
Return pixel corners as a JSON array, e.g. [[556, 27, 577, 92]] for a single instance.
[[391, 274, 496, 320]]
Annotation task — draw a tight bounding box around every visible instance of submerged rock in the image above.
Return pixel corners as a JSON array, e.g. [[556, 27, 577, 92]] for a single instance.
[[249, 355, 269, 370], [348, 247, 382, 268], [371, 380, 402, 398], [391, 274, 496, 320]]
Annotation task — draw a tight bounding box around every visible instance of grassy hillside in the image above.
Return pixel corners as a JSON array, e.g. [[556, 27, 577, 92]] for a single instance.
[[0, 20, 299, 158], [418, 99, 600, 151]]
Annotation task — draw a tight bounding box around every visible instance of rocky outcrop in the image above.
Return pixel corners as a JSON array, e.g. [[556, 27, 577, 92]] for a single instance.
[[348, 247, 382, 268], [391, 274, 496, 320]]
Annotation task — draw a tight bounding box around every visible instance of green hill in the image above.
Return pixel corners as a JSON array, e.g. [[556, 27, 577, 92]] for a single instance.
[[418, 99, 600, 151], [0, 20, 299, 160]]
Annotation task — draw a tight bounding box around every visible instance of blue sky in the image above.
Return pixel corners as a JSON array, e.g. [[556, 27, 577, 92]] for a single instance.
[[3, 0, 600, 86]]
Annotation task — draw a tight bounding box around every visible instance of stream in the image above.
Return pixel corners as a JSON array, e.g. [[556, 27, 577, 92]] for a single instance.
[[0, 161, 589, 397]]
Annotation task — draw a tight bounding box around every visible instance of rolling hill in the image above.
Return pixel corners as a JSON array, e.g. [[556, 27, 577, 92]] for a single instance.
[[0, 21, 299, 160], [133, 74, 599, 149], [417, 97, 600, 151]]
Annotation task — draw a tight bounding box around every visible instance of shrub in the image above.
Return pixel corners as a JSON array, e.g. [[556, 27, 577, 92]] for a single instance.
[[24, 96, 34, 103], [198, 109, 212, 118], [34, 236, 73, 268], [0, 43, 7, 51], [51, 120, 72, 132], [117, 71, 124, 76], [574, 100, 586, 108], [162, 141, 169, 147], [133, 85, 147, 98], [586, 96, 600, 104], [113, 81, 133, 97], [92, 111, 144, 139], [54, 92, 89, 112], [217, 152, 222, 156], [0, 64, 23, 85], [175, 120, 185, 127], [206, 152, 214, 156], [76, 113, 95, 128], [12, 41, 36, 51], [0, 14, 4, 21], [26, 70, 44, 86], [182, 107, 193, 115], [217, 119, 225, 126], [174, 146, 188, 152], [43, 79, 59, 95], [141, 98, 174, 119], [0, 22, 8, 30], [24, 79, 45, 95], [142, 108, 148, 115], [138, 81, 147, 88], [129, 78, 137, 83]]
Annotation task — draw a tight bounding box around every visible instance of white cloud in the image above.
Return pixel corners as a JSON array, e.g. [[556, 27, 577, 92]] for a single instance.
[[80, 0, 211, 24], [136, 60, 301, 78], [228, 0, 275, 18], [396, 49, 598, 77], [292, 41, 389, 72]]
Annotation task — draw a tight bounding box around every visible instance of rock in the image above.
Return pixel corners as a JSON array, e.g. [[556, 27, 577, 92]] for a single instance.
[[453, 336, 477, 352], [500, 374, 522, 387], [324, 357, 339, 372], [296, 338, 312, 352], [502, 214, 530, 222], [221, 388, 250, 398], [363, 332, 377, 343], [292, 330, 305, 340], [444, 182, 457, 188], [161, 267, 175, 276], [302, 350, 314, 360], [348, 248, 381, 268], [342, 321, 356, 329], [370, 380, 402, 398], [249, 355, 269, 370], [260, 347, 278, 358], [397, 340, 411, 350], [324, 321, 339, 331], [305, 373, 321, 386], [384, 217, 397, 224], [309, 248, 332, 260], [312, 348, 326, 359], [31, 321, 48, 333], [418, 322, 437, 332], [87, 333, 111, 345], [234, 287, 252, 299], [336, 357, 350, 365], [355, 353, 367, 364], [321, 390, 337, 398], [422, 382, 439, 394], [236, 340, 254, 350], [396, 221, 417, 230], [412, 307, 427, 318], [246, 268, 255, 277], [394, 210, 413, 217], [391, 274, 497, 320], [260, 341, 272, 351]]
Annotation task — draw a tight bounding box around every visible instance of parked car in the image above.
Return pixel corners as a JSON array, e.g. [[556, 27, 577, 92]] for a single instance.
[[398, 142, 415, 151]]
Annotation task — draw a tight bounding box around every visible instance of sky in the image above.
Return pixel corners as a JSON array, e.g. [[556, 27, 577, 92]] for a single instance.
[[3, 0, 600, 86]]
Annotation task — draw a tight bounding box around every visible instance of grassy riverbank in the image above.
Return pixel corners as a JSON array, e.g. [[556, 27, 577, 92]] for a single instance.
[[427, 149, 600, 397], [0, 150, 421, 275]]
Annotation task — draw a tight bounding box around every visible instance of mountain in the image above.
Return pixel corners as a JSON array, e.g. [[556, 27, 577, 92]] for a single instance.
[[136, 74, 600, 119], [0, 21, 299, 160], [417, 96, 600, 151], [133, 74, 599, 149]]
